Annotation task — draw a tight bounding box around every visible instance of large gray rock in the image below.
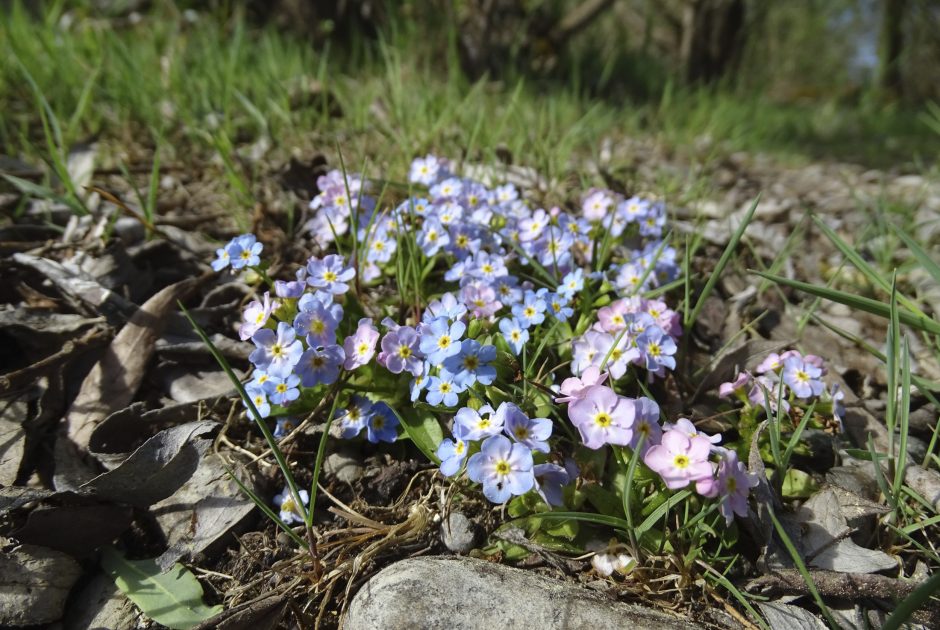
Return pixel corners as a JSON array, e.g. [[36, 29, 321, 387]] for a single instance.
[[344, 556, 700, 630]]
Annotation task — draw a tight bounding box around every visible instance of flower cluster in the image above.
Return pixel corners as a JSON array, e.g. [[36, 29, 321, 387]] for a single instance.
[[571, 296, 681, 380], [558, 377, 757, 524], [718, 349, 844, 423], [436, 402, 575, 505], [211, 153, 786, 542]]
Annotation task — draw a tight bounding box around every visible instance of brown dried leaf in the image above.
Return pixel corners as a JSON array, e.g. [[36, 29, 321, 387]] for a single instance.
[[64, 276, 203, 451], [82, 421, 217, 508]]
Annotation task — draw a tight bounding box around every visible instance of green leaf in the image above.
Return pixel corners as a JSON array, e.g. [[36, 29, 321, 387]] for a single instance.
[[750, 270, 940, 335], [781, 468, 818, 499], [392, 406, 443, 464], [101, 546, 222, 630]]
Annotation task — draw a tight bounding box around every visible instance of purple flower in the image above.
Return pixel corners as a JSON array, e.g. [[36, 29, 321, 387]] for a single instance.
[[273, 486, 309, 525], [630, 397, 662, 454], [410, 371, 429, 402], [244, 384, 271, 418], [426, 372, 465, 407], [274, 267, 308, 298], [498, 317, 529, 355], [511, 290, 547, 328], [424, 292, 467, 322], [238, 292, 277, 341], [582, 190, 615, 221], [228, 234, 263, 270], [336, 396, 374, 439], [378, 326, 424, 375], [718, 372, 751, 399], [343, 318, 379, 370], [437, 424, 471, 476], [249, 322, 303, 378], [442, 339, 497, 387], [498, 402, 552, 453], [636, 325, 677, 375], [663, 418, 722, 446], [418, 217, 450, 256], [460, 281, 502, 318], [534, 462, 573, 507], [572, 330, 614, 375], [555, 366, 609, 404], [366, 402, 400, 443], [782, 356, 825, 398], [418, 317, 465, 365], [294, 296, 343, 346], [265, 374, 300, 406], [716, 449, 759, 524], [567, 385, 636, 449], [410, 155, 442, 186], [297, 344, 344, 387], [306, 254, 356, 294], [466, 435, 535, 504], [454, 404, 502, 441], [755, 353, 784, 374], [273, 417, 297, 439], [558, 268, 584, 298], [644, 430, 714, 491], [545, 291, 574, 322]]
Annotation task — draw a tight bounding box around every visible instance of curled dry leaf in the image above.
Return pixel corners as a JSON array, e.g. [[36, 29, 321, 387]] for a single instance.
[[64, 275, 205, 451], [82, 420, 217, 508]]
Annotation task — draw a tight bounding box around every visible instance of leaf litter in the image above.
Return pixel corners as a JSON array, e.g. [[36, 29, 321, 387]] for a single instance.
[[0, 124, 938, 629]]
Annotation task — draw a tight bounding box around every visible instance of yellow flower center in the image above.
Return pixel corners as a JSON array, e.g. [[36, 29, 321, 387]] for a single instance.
[[440, 383, 452, 393], [323, 270, 337, 282], [311, 320, 325, 334], [463, 356, 479, 370], [495, 460, 510, 475], [271, 344, 284, 358], [673, 455, 690, 469], [594, 412, 612, 427], [438, 335, 451, 349], [398, 345, 412, 358]]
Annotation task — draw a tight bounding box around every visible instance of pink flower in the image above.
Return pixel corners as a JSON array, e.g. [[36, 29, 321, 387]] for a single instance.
[[716, 449, 759, 524], [567, 385, 635, 449], [718, 372, 751, 399], [644, 429, 714, 490], [755, 352, 785, 374], [663, 418, 722, 445], [238, 292, 277, 341], [343, 318, 379, 370], [555, 366, 609, 404]]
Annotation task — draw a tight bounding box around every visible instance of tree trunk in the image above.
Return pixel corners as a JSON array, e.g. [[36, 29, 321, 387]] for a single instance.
[[877, 0, 906, 99], [680, 0, 746, 84]]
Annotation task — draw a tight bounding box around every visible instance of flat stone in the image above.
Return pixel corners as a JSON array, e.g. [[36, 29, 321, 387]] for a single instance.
[[0, 543, 82, 626], [344, 556, 700, 630]]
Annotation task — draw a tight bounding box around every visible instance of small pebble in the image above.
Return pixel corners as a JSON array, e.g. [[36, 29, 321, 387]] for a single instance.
[[323, 450, 363, 484], [440, 512, 478, 554]]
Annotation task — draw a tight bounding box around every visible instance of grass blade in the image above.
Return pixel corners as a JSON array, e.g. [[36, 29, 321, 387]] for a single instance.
[[686, 194, 760, 327], [751, 270, 940, 336], [881, 570, 940, 630]]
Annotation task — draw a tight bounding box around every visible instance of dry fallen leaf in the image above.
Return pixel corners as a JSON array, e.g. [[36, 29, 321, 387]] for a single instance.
[[64, 276, 204, 451]]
